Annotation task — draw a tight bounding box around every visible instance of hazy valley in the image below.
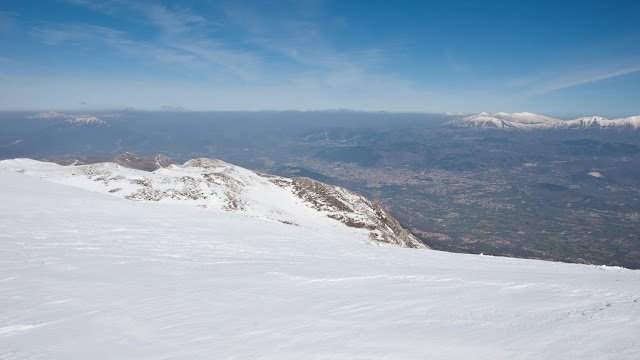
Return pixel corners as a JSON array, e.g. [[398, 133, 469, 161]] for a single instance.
[[2, 110, 639, 268]]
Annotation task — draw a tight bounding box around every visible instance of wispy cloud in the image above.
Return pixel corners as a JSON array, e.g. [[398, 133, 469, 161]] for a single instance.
[[45, 0, 402, 89], [528, 63, 640, 95], [0, 10, 19, 32], [444, 49, 469, 72], [134, 3, 208, 35], [222, 4, 398, 91], [29, 2, 261, 81], [58, 0, 121, 16], [0, 55, 21, 65], [501, 35, 640, 97], [30, 24, 125, 45], [503, 75, 540, 88]]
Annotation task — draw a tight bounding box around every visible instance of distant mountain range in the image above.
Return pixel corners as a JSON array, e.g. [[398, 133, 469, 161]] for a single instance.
[[1, 113, 147, 159], [446, 112, 640, 131]]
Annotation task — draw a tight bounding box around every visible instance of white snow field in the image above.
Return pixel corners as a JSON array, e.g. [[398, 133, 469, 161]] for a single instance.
[[1, 169, 640, 359]]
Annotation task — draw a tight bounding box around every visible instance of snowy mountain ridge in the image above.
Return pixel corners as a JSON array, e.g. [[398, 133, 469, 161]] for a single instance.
[[446, 112, 640, 131], [0, 156, 425, 248], [64, 115, 108, 126], [27, 111, 110, 125]]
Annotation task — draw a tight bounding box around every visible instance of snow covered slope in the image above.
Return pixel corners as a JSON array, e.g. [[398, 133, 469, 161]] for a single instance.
[[446, 112, 640, 131], [1, 169, 639, 359], [559, 115, 640, 130], [0, 157, 424, 248]]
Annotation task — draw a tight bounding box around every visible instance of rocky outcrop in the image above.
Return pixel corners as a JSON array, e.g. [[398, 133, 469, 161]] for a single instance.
[[42, 152, 176, 172], [109, 153, 175, 171], [277, 177, 427, 248]]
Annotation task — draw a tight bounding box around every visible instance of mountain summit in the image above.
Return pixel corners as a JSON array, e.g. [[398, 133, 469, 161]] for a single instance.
[[64, 115, 109, 126], [1, 155, 426, 248]]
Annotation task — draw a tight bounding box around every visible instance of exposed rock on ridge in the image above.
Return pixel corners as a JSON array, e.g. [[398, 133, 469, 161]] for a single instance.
[[286, 177, 424, 248], [1, 155, 427, 249], [109, 152, 176, 171], [43, 152, 176, 171]]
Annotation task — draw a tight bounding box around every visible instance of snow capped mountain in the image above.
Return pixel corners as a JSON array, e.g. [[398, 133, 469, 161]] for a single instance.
[[492, 111, 560, 124], [26, 111, 68, 119], [560, 115, 640, 130], [1, 164, 639, 359], [65, 115, 108, 126], [446, 112, 640, 131], [0, 156, 425, 248], [446, 112, 558, 130], [447, 112, 506, 130], [26, 112, 110, 126]]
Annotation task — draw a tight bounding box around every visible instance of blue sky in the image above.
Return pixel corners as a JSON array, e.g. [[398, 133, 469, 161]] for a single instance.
[[0, 0, 639, 116]]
